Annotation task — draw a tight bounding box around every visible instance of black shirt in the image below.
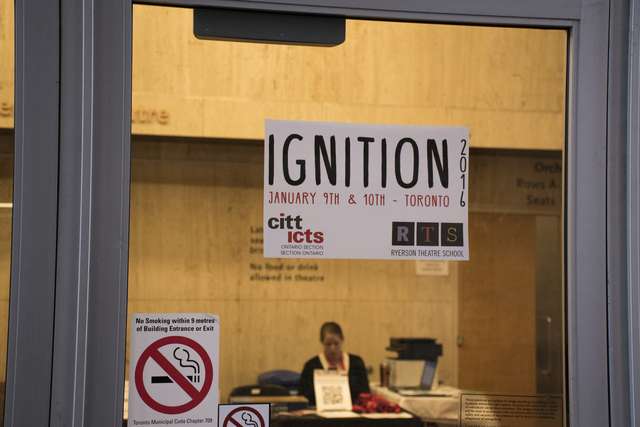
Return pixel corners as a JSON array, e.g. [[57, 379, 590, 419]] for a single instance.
[[300, 353, 370, 405]]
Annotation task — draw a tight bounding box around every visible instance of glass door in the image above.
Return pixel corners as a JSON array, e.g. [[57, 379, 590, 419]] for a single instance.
[[124, 6, 568, 426], [9, 0, 613, 425]]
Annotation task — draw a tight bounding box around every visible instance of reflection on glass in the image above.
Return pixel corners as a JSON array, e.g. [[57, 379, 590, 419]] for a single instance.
[[0, 0, 14, 420], [127, 5, 566, 425]]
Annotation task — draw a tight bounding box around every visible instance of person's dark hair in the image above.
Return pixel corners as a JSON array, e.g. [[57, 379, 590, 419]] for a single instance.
[[320, 321, 344, 342]]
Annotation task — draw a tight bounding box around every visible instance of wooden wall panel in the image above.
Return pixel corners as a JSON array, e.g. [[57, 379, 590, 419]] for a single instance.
[[469, 149, 562, 215], [0, 2, 14, 387], [0, 130, 561, 399], [127, 137, 563, 400], [0, 131, 561, 398], [0, 5, 14, 387], [130, 5, 566, 150], [0, 0, 13, 129], [128, 138, 460, 401], [0, 133, 13, 383], [458, 213, 538, 394]]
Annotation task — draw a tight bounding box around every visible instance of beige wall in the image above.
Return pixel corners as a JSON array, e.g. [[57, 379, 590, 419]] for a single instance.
[[459, 213, 537, 393], [127, 138, 562, 400], [0, 0, 14, 129], [0, 0, 12, 394], [0, 132, 12, 387], [128, 139, 461, 401], [0, 133, 562, 398], [130, 6, 566, 150]]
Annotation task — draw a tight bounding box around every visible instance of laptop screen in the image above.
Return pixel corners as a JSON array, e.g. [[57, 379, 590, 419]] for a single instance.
[[420, 360, 437, 390]]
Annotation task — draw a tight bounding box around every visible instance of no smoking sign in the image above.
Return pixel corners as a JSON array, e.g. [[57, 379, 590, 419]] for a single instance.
[[129, 314, 220, 426], [219, 404, 270, 427], [135, 336, 213, 414]]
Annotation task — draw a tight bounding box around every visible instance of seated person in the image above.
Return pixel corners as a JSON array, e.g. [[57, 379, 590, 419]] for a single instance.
[[300, 321, 370, 405]]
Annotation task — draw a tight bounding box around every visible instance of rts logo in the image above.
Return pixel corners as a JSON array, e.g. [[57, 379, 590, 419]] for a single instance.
[[268, 213, 325, 244], [392, 221, 463, 246]]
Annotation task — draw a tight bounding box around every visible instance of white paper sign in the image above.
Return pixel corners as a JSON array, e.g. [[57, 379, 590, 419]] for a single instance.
[[128, 313, 220, 426], [218, 404, 270, 427], [264, 120, 469, 260], [415, 260, 450, 276], [314, 370, 353, 412]]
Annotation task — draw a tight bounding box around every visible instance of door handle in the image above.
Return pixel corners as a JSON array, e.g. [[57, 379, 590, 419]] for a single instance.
[[540, 316, 552, 376]]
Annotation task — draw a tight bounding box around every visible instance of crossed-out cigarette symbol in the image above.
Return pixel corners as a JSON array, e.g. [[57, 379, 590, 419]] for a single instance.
[[223, 407, 266, 427], [151, 346, 201, 384]]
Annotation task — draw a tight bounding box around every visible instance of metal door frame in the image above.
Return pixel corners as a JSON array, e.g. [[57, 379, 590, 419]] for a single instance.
[[6, 0, 633, 425]]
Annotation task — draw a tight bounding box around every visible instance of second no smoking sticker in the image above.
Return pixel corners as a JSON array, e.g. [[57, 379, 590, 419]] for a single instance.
[[219, 404, 270, 427]]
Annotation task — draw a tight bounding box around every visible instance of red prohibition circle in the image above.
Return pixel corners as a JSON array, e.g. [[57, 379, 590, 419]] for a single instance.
[[223, 407, 266, 427], [135, 336, 213, 415]]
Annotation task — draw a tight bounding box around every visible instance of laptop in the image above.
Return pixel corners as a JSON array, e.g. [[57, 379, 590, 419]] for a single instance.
[[390, 360, 447, 397]]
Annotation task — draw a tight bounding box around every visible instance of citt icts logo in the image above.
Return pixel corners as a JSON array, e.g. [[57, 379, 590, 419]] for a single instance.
[[267, 213, 324, 243], [392, 221, 463, 246]]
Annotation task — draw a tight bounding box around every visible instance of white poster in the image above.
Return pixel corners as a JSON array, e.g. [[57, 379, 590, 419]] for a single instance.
[[313, 370, 353, 412], [128, 313, 220, 426], [264, 120, 469, 260]]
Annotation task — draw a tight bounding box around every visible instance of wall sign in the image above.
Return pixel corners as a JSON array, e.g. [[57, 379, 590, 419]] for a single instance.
[[460, 394, 563, 426], [264, 119, 469, 260], [128, 313, 220, 426], [415, 260, 450, 276], [468, 151, 562, 215]]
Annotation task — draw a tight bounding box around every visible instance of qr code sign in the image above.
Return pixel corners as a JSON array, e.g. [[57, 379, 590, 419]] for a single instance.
[[321, 385, 344, 405]]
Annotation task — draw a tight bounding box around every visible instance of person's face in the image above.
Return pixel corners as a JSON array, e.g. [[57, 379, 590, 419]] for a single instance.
[[322, 332, 343, 361]]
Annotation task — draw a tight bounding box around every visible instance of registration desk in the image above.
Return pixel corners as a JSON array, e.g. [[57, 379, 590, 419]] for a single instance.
[[231, 394, 423, 427], [371, 384, 461, 426], [272, 413, 423, 427], [123, 414, 422, 427]]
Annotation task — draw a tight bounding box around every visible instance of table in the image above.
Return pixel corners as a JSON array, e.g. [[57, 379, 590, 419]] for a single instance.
[[272, 414, 423, 427], [371, 385, 461, 426]]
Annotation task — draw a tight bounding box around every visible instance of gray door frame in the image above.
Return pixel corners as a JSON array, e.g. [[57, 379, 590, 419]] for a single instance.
[[4, 0, 60, 425], [626, 0, 640, 426], [6, 0, 632, 425]]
